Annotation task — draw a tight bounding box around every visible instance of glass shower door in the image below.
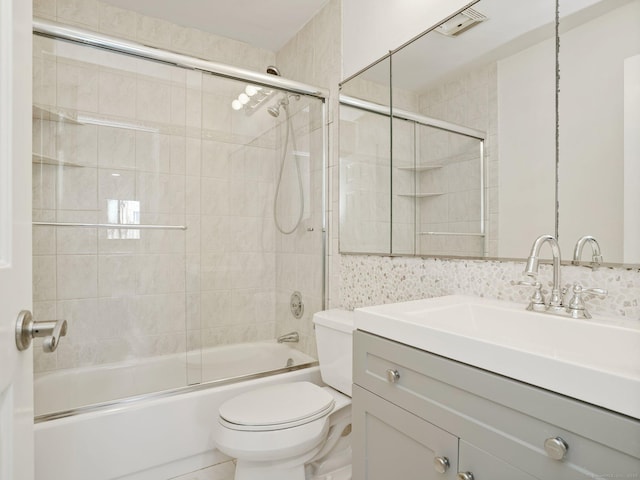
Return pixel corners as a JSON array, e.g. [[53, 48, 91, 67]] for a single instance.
[[32, 35, 190, 416]]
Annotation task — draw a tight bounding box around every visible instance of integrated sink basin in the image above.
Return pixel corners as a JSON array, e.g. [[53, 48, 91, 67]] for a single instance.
[[355, 295, 640, 419]]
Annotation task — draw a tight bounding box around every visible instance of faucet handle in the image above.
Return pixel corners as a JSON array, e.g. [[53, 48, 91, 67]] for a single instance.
[[566, 283, 608, 319], [515, 280, 546, 311]]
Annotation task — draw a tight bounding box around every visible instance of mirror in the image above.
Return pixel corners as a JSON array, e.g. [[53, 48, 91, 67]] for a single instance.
[[339, 57, 391, 254], [558, 0, 640, 265], [339, 0, 640, 266]]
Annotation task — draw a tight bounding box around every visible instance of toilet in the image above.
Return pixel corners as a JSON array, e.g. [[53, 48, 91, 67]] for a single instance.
[[214, 309, 355, 480]]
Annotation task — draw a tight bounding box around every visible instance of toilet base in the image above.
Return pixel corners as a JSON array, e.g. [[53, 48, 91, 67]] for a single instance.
[[309, 464, 352, 480], [235, 459, 306, 480]]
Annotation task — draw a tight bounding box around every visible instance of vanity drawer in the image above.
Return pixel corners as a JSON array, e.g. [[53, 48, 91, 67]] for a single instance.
[[354, 330, 640, 479]]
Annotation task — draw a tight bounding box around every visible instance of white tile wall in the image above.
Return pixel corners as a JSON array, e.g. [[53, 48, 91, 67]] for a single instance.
[[31, 0, 328, 380]]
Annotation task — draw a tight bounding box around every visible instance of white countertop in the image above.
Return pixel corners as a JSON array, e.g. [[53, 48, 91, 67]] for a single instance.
[[355, 295, 640, 419]]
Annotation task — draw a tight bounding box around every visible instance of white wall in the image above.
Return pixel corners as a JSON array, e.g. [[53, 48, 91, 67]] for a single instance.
[[497, 38, 556, 258], [342, 0, 470, 78], [558, 0, 640, 263]]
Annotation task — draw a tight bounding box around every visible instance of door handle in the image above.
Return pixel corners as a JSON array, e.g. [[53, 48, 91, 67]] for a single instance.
[[15, 310, 68, 353]]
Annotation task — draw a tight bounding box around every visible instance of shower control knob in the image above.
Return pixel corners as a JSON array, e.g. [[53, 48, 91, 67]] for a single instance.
[[544, 436, 569, 461], [457, 473, 474, 480], [386, 369, 400, 383], [433, 456, 450, 474]]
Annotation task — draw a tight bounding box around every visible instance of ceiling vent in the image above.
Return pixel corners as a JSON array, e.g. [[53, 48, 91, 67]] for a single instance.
[[436, 8, 488, 37]]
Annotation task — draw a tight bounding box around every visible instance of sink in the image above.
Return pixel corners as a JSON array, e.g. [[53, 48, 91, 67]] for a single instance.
[[355, 295, 640, 419]]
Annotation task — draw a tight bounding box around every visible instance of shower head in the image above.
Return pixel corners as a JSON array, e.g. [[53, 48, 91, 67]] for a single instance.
[[267, 105, 281, 117], [266, 65, 281, 76], [267, 94, 301, 118]]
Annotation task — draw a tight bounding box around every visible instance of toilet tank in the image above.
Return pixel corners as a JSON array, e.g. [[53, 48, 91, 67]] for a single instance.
[[313, 309, 356, 397]]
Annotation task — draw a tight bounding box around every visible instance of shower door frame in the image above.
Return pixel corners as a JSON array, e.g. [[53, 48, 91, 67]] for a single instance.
[[32, 18, 330, 419]]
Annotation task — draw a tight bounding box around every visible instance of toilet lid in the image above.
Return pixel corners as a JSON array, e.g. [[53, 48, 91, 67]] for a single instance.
[[219, 382, 335, 430]]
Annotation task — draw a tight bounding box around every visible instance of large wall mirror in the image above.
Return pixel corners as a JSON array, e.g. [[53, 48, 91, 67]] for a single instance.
[[339, 0, 640, 266]]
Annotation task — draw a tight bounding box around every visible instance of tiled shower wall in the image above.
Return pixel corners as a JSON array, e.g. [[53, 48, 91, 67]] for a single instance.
[[31, 0, 326, 374], [275, 0, 342, 356]]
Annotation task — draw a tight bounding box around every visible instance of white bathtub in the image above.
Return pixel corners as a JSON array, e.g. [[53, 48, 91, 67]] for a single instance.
[[35, 341, 314, 417], [34, 342, 321, 480]]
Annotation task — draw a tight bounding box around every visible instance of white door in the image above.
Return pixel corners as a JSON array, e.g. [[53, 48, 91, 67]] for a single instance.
[[0, 0, 34, 478]]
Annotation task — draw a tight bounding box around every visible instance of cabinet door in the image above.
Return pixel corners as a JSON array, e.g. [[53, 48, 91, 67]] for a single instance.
[[352, 385, 458, 480], [459, 441, 538, 480]]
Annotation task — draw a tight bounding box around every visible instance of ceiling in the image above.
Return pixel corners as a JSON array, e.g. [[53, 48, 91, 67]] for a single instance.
[[355, 0, 614, 93], [99, 0, 330, 52]]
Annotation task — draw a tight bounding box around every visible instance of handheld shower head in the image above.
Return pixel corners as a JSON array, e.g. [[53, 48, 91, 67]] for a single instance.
[[267, 95, 291, 117], [267, 94, 302, 118], [267, 105, 281, 117]]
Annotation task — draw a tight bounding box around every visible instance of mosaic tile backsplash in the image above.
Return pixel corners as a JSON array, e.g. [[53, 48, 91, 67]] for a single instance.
[[340, 255, 640, 322]]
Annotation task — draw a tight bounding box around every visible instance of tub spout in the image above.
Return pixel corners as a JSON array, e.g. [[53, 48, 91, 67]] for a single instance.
[[277, 331, 299, 343]]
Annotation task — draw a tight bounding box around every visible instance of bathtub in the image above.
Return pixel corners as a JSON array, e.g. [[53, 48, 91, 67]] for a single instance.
[[34, 342, 320, 480], [34, 341, 315, 417]]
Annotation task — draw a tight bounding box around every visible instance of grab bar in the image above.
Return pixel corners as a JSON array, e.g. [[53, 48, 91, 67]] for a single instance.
[[33, 222, 187, 230]]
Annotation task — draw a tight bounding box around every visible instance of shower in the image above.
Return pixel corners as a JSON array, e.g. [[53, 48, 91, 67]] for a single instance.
[[269, 70, 305, 235]]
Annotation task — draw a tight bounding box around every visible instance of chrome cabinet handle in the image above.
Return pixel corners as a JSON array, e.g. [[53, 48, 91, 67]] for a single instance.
[[544, 436, 569, 461], [386, 368, 400, 383], [458, 473, 474, 480], [15, 310, 68, 353], [433, 456, 450, 474]]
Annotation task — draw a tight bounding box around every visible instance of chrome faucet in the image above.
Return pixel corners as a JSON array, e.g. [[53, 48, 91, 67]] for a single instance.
[[277, 331, 299, 343], [572, 235, 603, 269], [523, 234, 564, 312]]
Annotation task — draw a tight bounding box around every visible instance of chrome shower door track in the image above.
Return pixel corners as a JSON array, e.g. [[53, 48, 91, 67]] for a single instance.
[[33, 18, 329, 100]]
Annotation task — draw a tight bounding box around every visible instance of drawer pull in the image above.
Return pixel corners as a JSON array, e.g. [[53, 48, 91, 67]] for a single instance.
[[544, 436, 569, 461], [433, 456, 450, 474], [386, 368, 400, 383], [457, 473, 474, 480]]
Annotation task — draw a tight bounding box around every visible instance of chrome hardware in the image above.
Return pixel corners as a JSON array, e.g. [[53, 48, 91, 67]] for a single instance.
[[15, 310, 68, 352], [386, 369, 400, 383], [516, 280, 546, 311], [290, 291, 304, 319], [524, 234, 563, 312], [33, 221, 187, 230], [565, 284, 608, 319], [544, 436, 569, 461], [433, 456, 450, 474], [277, 331, 299, 343], [572, 235, 603, 269], [457, 473, 474, 480]]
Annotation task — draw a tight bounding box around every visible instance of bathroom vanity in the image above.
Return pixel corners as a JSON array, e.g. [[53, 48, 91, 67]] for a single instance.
[[352, 296, 640, 479]]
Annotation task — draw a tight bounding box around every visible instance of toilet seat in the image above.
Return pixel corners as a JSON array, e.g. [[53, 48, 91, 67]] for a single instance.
[[219, 382, 335, 431]]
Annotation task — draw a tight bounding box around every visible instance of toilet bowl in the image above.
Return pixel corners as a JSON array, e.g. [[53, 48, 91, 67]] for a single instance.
[[213, 309, 355, 480]]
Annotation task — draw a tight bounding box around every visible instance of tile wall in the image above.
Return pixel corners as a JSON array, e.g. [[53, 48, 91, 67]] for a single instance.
[[275, 0, 342, 356], [339, 255, 640, 323], [31, 0, 326, 382]]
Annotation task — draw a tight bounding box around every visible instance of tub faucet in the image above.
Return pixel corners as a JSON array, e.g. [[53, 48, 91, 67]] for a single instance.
[[277, 331, 299, 343], [572, 235, 603, 269], [524, 234, 563, 312]]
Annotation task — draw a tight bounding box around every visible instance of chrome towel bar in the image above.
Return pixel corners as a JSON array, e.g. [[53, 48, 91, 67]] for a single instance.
[[33, 222, 187, 230]]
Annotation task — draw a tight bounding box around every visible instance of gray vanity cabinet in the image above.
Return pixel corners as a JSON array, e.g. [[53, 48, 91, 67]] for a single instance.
[[353, 330, 640, 480], [352, 384, 459, 479]]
